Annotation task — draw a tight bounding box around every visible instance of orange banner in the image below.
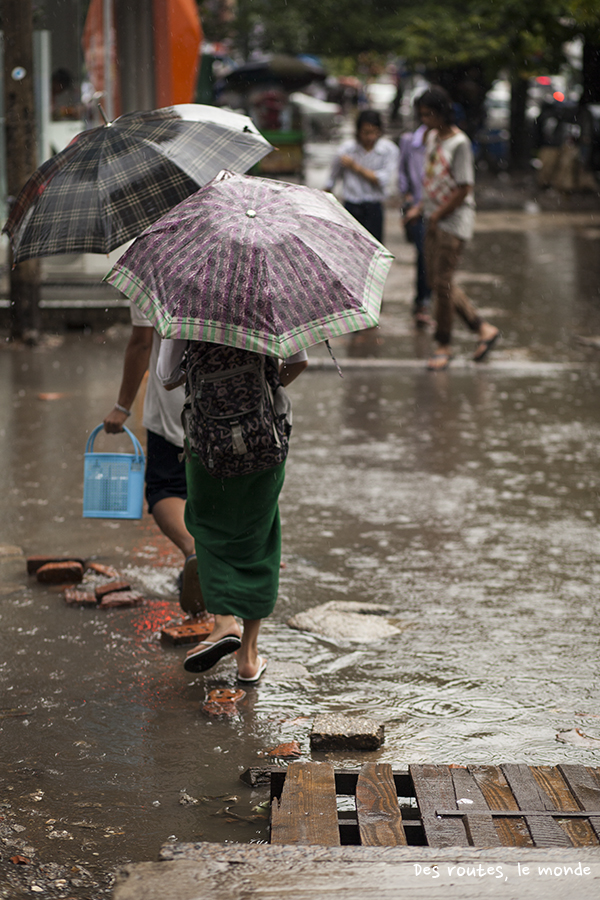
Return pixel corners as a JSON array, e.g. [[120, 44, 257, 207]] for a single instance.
[[83, 0, 202, 114], [154, 0, 203, 107], [82, 0, 121, 117]]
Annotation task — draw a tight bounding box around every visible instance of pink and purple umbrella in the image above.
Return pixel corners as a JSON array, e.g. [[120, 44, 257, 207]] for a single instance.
[[105, 170, 393, 358]]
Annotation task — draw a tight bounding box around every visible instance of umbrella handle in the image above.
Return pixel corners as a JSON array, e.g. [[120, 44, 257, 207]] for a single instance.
[[325, 340, 344, 378], [97, 101, 110, 125]]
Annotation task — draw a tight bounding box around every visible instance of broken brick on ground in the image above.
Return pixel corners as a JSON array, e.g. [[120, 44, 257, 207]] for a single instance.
[[161, 617, 215, 645], [36, 561, 84, 584], [202, 688, 246, 718], [27, 555, 85, 575], [94, 581, 131, 601], [86, 561, 120, 578], [265, 741, 302, 759], [98, 591, 143, 609], [64, 588, 97, 607]]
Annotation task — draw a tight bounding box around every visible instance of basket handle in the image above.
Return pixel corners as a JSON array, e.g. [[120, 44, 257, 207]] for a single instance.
[[85, 424, 145, 460]]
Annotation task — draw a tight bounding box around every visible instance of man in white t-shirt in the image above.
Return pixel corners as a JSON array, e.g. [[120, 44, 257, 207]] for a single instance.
[[103, 304, 204, 614]]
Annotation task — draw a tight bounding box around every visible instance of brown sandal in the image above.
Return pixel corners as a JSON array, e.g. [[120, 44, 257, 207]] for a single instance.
[[427, 351, 453, 371], [473, 330, 500, 362]]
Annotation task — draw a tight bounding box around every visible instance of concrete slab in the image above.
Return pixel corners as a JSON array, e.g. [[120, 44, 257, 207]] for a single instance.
[[287, 600, 403, 643], [310, 713, 385, 751]]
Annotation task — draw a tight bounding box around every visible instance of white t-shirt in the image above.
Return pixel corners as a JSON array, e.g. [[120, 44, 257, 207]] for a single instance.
[[422, 129, 475, 241], [129, 303, 186, 447], [325, 137, 399, 203]]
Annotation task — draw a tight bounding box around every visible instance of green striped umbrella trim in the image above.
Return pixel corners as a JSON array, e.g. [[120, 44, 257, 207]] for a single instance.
[[106, 247, 392, 358]]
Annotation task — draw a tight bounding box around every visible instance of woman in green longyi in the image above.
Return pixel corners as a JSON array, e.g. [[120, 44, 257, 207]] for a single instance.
[[157, 339, 307, 683]]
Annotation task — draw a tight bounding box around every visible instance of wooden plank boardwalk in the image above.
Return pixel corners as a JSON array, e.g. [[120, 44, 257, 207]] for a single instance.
[[113, 763, 600, 899], [115, 843, 600, 900], [266, 761, 600, 849]]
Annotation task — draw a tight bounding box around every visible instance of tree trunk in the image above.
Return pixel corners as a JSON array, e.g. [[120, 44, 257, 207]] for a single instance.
[[2, 0, 41, 341], [509, 75, 530, 171], [582, 38, 600, 105], [234, 0, 252, 63]]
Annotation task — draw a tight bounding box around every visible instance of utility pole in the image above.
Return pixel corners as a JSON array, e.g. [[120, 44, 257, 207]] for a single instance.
[[2, 0, 41, 342]]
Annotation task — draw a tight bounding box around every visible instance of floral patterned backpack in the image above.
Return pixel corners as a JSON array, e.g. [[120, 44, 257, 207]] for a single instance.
[[182, 342, 291, 478]]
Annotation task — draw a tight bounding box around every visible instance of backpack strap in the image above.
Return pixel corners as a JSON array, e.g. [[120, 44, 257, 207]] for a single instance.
[[230, 423, 248, 455]]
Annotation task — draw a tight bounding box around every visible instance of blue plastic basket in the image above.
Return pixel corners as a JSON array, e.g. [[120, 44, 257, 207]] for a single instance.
[[83, 425, 145, 519]]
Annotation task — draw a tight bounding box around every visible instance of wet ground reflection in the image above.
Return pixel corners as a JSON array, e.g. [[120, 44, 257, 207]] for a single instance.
[[1, 209, 600, 894]]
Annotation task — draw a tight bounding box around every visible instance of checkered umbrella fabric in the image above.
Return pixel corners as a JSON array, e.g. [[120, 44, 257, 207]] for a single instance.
[[105, 170, 394, 358], [3, 105, 273, 263]]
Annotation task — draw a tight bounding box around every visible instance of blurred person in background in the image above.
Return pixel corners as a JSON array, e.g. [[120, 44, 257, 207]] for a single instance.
[[398, 99, 431, 328], [325, 109, 399, 244], [406, 86, 499, 370]]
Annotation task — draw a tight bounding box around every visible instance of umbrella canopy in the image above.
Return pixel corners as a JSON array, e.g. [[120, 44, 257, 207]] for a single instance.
[[219, 54, 327, 92], [3, 105, 273, 263], [105, 170, 393, 358]]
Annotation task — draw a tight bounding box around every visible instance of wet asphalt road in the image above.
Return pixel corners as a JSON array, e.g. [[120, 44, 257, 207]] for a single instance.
[[1, 178, 600, 896]]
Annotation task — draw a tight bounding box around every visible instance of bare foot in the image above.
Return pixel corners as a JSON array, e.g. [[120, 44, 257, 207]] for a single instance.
[[414, 311, 432, 329], [185, 614, 241, 659], [237, 654, 267, 681], [473, 325, 500, 362]]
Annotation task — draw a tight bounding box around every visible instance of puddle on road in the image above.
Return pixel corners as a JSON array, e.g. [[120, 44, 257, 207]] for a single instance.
[[1, 212, 600, 895]]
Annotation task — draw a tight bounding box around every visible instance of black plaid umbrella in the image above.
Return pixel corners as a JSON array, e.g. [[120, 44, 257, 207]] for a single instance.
[[3, 104, 273, 263]]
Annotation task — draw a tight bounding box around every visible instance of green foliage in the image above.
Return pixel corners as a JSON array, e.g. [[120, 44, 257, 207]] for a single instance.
[[196, 0, 598, 74], [393, 0, 572, 77], [565, 0, 600, 39], [566, 0, 600, 26], [200, 0, 401, 59]]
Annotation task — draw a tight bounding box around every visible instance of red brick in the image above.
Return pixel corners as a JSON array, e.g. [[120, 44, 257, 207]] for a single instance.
[[36, 561, 84, 584], [209, 688, 245, 704], [64, 588, 98, 607], [98, 590, 143, 609], [37, 392, 66, 401], [202, 688, 246, 718], [266, 741, 302, 759], [87, 562, 119, 578], [161, 619, 214, 645], [94, 581, 130, 600], [27, 555, 85, 575]]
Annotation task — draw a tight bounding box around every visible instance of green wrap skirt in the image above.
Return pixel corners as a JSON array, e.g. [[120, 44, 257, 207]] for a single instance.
[[184, 454, 285, 620]]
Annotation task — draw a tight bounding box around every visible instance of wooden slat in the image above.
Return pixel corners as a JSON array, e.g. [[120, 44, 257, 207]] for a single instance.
[[470, 765, 533, 846], [450, 766, 501, 847], [137, 842, 600, 900], [501, 764, 572, 847], [334, 770, 413, 799], [532, 765, 599, 847], [531, 765, 580, 810], [270, 761, 340, 846], [434, 808, 600, 818], [244, 766, 414, 800], [559, 765, 600, 842], [410, 764, 468, 847], [355, 762, 407, 846]]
